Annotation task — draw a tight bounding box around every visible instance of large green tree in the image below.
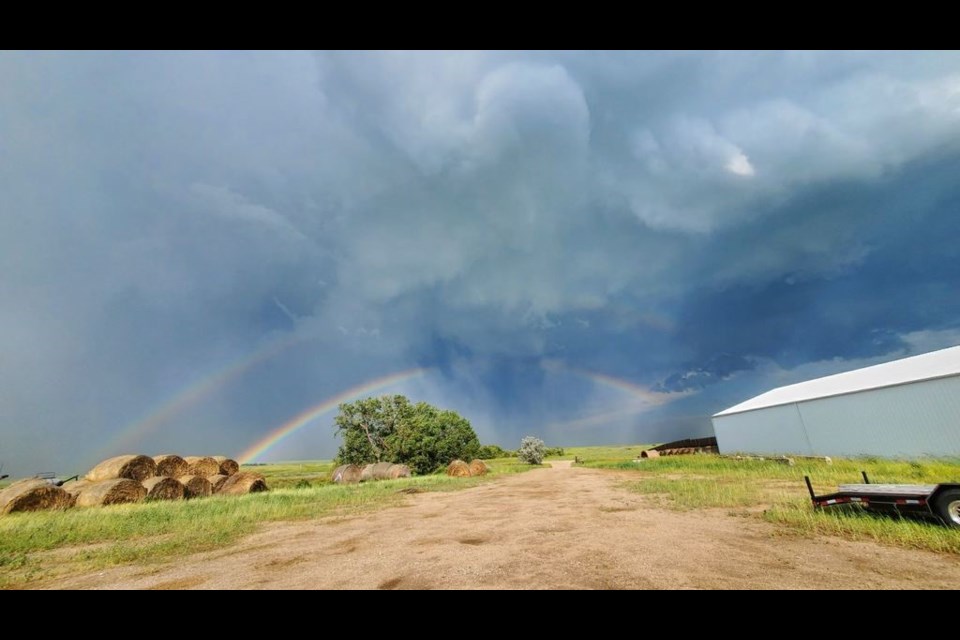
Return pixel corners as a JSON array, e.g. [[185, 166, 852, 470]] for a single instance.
[[334, 395, 480, 474], [333, 394, 413, 464]]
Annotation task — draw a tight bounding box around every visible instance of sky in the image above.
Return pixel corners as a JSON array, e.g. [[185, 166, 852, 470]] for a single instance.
[[2, 51, 960, 476]]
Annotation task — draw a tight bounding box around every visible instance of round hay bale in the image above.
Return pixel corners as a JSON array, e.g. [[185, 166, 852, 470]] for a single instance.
[[182, 456, 220, 477], [179, 475, 213, 499], [446, 459, 471, 477], [386, 464, 411, 479], [468, 459, 488, 476], [217, 472, 268, 496], [360, 464, 376, 482], [86, 454, 157, 482], [0, 479, 74, 515], [152, 454, 188, 478], [207, 474, 229, 493], [640, 449, 660, 459], [332, 464, 363, 484], [211, 456, 239, 476], [370, 462, 394, 481], [67, 478, 146, 507], [142, 476, 184, 501]]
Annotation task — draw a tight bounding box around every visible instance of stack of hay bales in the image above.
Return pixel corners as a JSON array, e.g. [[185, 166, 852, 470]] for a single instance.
[[86, 452, 258, 504], [0, 451, 264, 516], [0, 479, 74, 514], [148, 454, 256, 497], [447, 459, 489, 477], [68, 454, 157, 507]]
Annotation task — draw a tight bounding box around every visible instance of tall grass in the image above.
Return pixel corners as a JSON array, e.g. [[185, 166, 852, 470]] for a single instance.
[[581, 448, 960, 555]]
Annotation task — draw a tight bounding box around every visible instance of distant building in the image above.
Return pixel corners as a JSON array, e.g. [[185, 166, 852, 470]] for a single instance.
[[712, 346, 960, 458]]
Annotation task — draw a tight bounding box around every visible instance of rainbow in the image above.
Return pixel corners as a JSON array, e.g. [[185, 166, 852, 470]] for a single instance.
[[92, 331, 312, 461], [540, 363, 689, 431], [545, 404, 651, 431], [560, 367, 678, 406], [236, 368, 429, 463]]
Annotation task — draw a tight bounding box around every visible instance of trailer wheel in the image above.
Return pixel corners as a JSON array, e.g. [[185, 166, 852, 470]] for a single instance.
[[934, 489, 960, 527]]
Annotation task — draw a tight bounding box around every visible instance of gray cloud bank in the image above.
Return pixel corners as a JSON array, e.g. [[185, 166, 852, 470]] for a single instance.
[[2, 51, 960, 475]]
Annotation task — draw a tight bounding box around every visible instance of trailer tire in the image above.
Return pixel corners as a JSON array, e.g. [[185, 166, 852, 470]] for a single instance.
[[933, 489, 960, 527]]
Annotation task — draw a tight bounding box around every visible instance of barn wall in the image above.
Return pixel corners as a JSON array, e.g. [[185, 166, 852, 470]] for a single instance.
[[798, 375, 960, 457], [713, 374, 960, 457], [713, 403, 812, 455]]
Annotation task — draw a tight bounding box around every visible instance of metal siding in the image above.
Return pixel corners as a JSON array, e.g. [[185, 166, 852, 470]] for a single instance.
[[797, 375, 960, 457], [713, 403, 812, 455]]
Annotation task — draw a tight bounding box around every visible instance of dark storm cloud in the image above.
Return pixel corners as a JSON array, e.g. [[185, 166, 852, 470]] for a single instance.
[[2, 51, 960, 474]]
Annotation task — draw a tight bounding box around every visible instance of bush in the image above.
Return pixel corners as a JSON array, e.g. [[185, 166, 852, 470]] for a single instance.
[[391, 404, 480, 475], [477, 444, 513, 459], [544, 446, 565, 457], [334, 395, 480, 475], [518, 436, 546, 465]]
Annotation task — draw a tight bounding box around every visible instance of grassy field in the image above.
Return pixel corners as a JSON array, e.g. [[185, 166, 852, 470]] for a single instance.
[[551, 444, 652, 462], [241, 460, 336, 489], [0, 457, 533, 589], [576, 445, 960, 555], [5, 444, 960, 588]]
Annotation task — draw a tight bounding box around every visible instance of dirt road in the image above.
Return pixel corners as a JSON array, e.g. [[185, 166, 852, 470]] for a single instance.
[[54, 461, 960, 589]]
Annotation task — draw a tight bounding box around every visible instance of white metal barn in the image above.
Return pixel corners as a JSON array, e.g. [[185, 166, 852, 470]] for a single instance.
[[712, 345, 960, 458]]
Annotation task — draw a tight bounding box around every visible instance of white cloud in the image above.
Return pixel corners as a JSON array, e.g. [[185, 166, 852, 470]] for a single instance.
[[725, 151, 755, 176], [190, 183, 310, 242], [899, 328, 960, 354]]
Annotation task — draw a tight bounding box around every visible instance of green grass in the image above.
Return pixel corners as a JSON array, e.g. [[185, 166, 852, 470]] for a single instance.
[[550, 443, 654, 462], [579, 449, 960, 554], [241, 460, 337, 489], [0, 456, 529, 588], [10, 445, 956, 586]]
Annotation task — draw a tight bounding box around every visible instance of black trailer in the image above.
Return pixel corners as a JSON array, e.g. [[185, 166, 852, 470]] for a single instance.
[[804, 472, 960, 528]]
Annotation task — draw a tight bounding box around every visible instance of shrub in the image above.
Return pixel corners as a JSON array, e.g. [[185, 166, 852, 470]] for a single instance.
[[477, 444, 512, 459], [518, 436, 546, 465], [544, 446, 565, 457]]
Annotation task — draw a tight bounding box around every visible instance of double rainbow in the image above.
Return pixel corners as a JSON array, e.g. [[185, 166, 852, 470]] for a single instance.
[[90, 331, 311, 461], [236, 363, 684, 462]]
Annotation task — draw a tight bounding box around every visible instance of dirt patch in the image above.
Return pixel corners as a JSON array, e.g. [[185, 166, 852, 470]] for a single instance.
[[44, 461, 960, 590], [147, 576, 207, 590]]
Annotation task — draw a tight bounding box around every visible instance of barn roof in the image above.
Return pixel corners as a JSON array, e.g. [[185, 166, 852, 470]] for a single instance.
[[713, 345, 960, 417]]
